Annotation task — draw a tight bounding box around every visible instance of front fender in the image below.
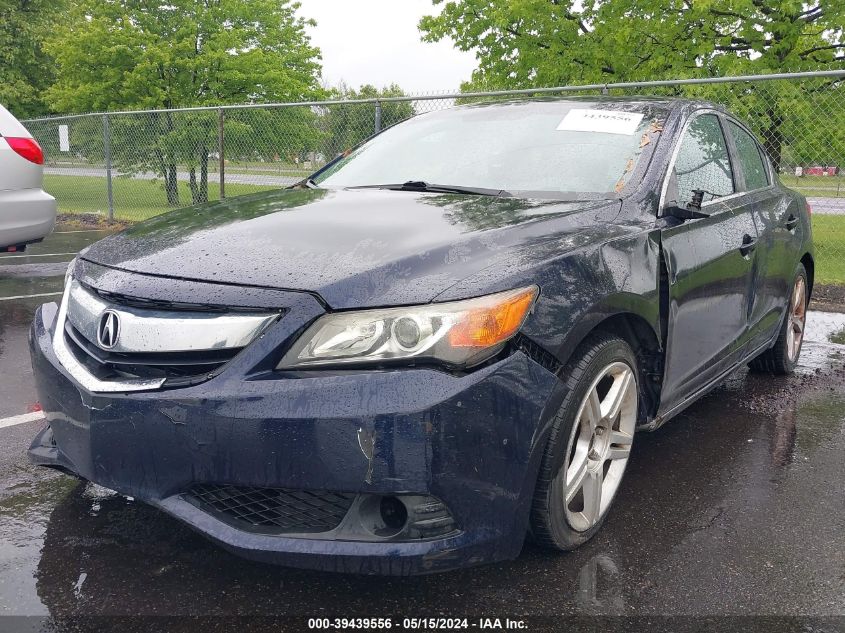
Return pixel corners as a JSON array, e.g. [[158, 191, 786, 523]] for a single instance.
[[436, 222, 663, 369]]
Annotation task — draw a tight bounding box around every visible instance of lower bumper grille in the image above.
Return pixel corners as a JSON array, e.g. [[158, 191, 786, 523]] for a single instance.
[[186, 484, 356, 534]]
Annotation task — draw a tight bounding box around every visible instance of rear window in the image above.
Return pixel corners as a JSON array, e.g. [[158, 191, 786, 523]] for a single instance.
[[728, 121, 770, 191]]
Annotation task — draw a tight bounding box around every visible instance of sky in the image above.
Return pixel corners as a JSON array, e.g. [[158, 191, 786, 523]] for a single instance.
[[296, 0, 478, 94]]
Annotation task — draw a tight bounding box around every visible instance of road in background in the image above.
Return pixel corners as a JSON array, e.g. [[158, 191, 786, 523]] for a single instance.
[[44, 166, 300, 188], [38, 167, 845, 215], [808, 197, 845, 215]]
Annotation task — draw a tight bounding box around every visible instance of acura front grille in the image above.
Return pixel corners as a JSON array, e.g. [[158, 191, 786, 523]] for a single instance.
[[52, 279, 281, 392]]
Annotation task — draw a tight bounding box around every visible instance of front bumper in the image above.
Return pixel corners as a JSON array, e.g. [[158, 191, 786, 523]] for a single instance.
[[29, 301, 561, 575]]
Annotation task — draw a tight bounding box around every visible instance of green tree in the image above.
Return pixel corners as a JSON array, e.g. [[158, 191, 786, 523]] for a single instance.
[[0, 0, 63, 118], [323, 83, 416, 158], [420, 1, 845, 168], [45, 0, 323, 206]]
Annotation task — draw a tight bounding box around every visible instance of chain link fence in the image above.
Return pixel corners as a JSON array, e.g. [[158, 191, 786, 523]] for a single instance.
[[23, 97, 449, 222], [22, 70, 845, 297]]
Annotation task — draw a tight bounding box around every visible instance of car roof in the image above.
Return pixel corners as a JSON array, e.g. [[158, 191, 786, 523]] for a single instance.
[[447, 95, 724, 116]]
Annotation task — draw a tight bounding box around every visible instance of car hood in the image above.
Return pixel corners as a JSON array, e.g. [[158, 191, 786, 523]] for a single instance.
[[81, 188, 620, 309]]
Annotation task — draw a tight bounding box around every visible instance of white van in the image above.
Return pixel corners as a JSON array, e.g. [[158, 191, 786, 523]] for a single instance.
[[0, 104, 56, 251]]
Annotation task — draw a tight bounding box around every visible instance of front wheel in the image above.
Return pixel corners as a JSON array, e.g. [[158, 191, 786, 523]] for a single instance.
[[749, 263, 808, 375], [531, 333, 639, 550]]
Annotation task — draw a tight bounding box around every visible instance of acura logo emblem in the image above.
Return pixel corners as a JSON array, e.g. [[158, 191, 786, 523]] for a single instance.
[[97, 310, 121, 349]]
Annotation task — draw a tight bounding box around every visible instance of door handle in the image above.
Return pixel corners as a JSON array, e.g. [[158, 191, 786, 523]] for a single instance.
[[739, 234, 757, 257], [785, 214, 799, 231]]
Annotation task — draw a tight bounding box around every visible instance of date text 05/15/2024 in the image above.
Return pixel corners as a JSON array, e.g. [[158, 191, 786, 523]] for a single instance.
[[307, 618, 528, 630]]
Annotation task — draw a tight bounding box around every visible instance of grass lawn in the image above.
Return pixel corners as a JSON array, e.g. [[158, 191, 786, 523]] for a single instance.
[[811, 215, 845, 285], [780, 174, 845, 198], [43, 174, 277, 222]]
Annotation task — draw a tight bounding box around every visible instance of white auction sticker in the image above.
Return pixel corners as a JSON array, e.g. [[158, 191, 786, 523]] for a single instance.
[[557, 108, 644, 135]]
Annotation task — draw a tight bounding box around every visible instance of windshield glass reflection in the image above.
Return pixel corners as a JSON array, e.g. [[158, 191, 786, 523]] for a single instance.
[[317, 101, 668, 198]]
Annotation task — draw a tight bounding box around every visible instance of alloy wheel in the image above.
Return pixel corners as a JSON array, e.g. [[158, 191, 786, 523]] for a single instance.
[[563, 362, 637, 532], [787, 276, 807, 362]]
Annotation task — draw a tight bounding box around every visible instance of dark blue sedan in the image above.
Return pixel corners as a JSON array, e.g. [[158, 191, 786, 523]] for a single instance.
[[29, 98, 813, 574]]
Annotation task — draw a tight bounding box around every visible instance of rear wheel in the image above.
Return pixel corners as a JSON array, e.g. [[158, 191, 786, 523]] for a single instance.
[[749, 263, 808, 375], [531, 334, 638, 550]]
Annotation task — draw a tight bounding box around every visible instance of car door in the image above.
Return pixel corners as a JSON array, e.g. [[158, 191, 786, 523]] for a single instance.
[[725, 119, 801, 351], [658, 112, 759, 416]]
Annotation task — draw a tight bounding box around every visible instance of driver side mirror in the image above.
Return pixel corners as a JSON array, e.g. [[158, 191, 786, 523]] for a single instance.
[[663, 173, 710, 220]]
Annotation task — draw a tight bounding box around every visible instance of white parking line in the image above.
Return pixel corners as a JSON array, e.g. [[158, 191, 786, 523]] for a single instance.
[[0, 411, 45, 429], [0, 292, 63, 302], [0, 252, 78, 259]]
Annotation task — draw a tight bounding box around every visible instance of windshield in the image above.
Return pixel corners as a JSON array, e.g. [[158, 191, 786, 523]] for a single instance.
[[315, 101, 668, 198]]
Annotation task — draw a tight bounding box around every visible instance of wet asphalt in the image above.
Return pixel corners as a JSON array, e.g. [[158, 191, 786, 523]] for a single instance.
[[1, 230, 844, 629]]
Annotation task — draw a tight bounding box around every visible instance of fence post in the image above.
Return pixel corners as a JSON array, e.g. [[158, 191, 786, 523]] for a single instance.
[[103, 114, 114, 222], [218, 108, 226, 200], [374, 101, 382, 134]]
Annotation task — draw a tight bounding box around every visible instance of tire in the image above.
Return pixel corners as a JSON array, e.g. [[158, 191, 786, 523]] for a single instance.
[[749, 263, 808, 376], [530, 333, 639, 551]]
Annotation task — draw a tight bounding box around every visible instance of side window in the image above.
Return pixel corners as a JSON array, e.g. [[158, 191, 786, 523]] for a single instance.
[[728, 121, 769, 190], [673, 114, 735, 205]]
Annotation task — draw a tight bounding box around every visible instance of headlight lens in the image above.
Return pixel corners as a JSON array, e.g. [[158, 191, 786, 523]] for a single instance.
[[278, 286, 539, 370]]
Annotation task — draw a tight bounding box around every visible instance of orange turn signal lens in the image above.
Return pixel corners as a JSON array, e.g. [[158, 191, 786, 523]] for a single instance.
[[448, 286, 538, 348]]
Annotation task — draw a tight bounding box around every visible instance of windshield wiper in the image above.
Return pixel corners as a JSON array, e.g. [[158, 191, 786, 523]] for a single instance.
[[288, 177, 320, 189], [347, 181, 509, 197]]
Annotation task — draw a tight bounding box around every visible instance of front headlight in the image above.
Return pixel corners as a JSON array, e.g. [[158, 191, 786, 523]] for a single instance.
[[278, 286, 539, 370]]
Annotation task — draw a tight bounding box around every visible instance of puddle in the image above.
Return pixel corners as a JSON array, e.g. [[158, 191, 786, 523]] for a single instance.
[[0, 473, 78, 616], [805, 310, 845, 345], [0, 229, 117, 296], [0, 230, 116, 261], [0, 300, 46, 417]]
